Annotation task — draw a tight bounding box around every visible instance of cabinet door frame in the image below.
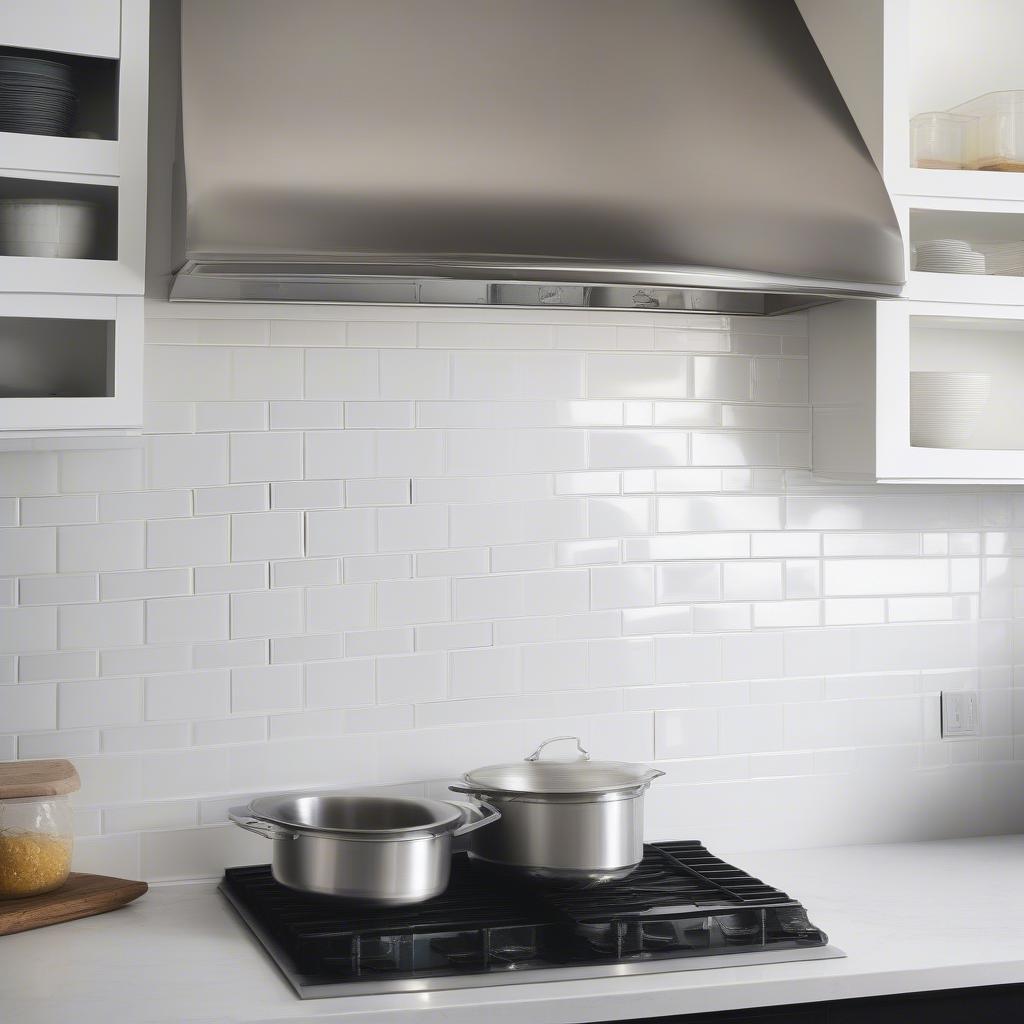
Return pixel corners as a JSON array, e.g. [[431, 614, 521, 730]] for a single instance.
[[876, 298, 1024, 482], [0, 292, 142, 434]]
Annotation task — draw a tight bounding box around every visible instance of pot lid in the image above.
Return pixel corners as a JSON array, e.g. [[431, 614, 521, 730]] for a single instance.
[[246, 790, 462, 838], [461, 737, 663, 796]]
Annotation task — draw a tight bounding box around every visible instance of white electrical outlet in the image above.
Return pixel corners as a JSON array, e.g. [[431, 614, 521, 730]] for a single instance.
[[940, 691, 981, 738]]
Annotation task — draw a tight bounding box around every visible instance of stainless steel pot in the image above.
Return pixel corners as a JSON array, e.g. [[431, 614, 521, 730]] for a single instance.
[[449, 736, 664, 883], [228, 789, 499, 904]]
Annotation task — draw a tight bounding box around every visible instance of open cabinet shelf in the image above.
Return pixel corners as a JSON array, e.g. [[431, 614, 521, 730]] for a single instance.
[[811, 298, 1024, 483], [0, 0, 148, 440], [0, 294, 142, 435], [805, 0, 1024, 483]]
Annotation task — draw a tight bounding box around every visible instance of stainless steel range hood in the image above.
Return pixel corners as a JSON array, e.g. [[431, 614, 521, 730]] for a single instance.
[[171, 0, 904, 314]]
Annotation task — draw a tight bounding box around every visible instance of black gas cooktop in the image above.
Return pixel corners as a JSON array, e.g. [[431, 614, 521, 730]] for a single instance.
[[221, 840, 841, 998]]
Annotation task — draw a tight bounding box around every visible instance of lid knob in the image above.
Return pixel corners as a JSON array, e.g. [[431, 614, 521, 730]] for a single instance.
[[525, 736, 591, 763]]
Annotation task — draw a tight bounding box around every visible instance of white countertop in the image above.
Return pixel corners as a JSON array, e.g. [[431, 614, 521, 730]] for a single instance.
[[5, 834, 1024, 1024]]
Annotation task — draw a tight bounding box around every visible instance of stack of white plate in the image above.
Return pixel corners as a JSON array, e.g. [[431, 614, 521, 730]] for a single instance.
[[913, 238, 1024, 275], [910, 371, 991, 448]]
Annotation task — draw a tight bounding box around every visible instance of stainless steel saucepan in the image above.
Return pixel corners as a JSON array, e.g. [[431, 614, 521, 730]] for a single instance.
[[450, 736, 664, 883], [229, 789, 499, 904]]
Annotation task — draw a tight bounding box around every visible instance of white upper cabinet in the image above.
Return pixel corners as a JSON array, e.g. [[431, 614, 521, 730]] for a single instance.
[[809, 0, 1024, 482], [0, 0, 148, 439]]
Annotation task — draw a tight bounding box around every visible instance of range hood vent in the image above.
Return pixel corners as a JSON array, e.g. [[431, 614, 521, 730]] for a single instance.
[[172, 0, 904, 314]]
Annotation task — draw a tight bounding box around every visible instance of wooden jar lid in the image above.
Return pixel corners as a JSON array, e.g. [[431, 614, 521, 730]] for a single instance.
[[0, 759, 80, 799]]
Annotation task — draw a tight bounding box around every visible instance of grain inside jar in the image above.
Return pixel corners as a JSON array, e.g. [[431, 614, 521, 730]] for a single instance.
[[0, 831, 72, 898]]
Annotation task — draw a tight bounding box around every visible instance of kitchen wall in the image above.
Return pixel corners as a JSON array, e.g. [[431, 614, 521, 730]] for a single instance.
[[2, 300, 1023, 881]]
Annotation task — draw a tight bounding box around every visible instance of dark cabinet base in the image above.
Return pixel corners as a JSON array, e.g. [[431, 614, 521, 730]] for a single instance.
[[626, 983, 1024, 1023]]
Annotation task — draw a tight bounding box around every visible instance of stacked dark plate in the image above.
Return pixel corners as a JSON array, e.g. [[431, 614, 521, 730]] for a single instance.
[[0, 54, 76, 136]]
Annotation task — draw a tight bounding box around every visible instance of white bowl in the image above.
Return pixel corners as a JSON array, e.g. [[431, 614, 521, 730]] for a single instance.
[[910, 371, 991, 448], [0, 199, 100, 259]]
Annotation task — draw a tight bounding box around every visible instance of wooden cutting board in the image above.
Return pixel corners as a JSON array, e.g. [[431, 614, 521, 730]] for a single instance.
[[0, 872, 147, 936]]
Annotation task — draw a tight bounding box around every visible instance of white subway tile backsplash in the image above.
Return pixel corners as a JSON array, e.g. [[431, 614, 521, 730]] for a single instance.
[[147, 434, 228, 489], [450, 646, 521, 698], [103, 720, 190, 753], [230, 432, 303, 483], [231, 664, 303, 713], [273, 557, 340, 588], [723, 561, 784, 601], [61, 602, 143, 649], [348, 321, 416, 348], [306, 508, 375, 555], [591, 565, 655, 609], [148, 515, 229, 569], [147, 595, 229, 644], [194, 562, 267, 595], [195, 401, 267, 433], [378, 505, 446, 551], [377, 652, 446, 703], [99, 489, 191, 522], [193, 483, 268, 516], [378, 578, 448, 626], [103, 644, 191, 677], [59, 522, 145, 573], [231, 347, 303, 400], [823, 559, 948, 597], [101, 722, 190, 754], [230, 589, 304, 639], [19, 650, 97, 682], [305, 658, 375, 708], [192, 638, 266, 671], [20, 573, 98, 606], [271, 633, 342, 664], [658, 496, 782, 532], [145, 345, 231, 402], [306, 584, 373, 633], [0, 452, 58, 496], [305, 349, 379, 400], [59, 677, 141, 728], [655, 707, 719, 757], [269, 320, 345, 347], [589, 430, 688, 469], [22, 494, 98, 526], [3, 306, 1017, 883], [381, 349, 450, 399], [344, 553, 412, 583], [305, 431, 375, 479], [588, 354, 689, 399], [270, 401, 343, 430], [232, 512, 303, 562], [144, 670, 230, 721], [0, 683, 56, 731]]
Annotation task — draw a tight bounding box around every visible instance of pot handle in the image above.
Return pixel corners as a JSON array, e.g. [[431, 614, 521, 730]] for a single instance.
[[228, 806, 297, 841], [525, 735, 590, 762], [447, 799, 501, 836]]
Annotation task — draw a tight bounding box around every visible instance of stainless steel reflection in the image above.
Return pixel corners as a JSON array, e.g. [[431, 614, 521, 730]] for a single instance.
[[175, 0, 904, 310], [451, 737, 663, 882], [462, 790, 646, 882], [229, 791, 499, 904]]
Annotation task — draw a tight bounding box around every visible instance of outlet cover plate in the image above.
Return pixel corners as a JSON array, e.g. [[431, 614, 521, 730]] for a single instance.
[[941, 691, 980, 738]]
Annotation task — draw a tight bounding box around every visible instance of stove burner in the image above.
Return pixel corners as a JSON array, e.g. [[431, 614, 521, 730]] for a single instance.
[[221, 840, 830, 998]]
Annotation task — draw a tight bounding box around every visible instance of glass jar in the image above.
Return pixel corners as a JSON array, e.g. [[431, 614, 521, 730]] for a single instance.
[[0, 794, 74, 898]]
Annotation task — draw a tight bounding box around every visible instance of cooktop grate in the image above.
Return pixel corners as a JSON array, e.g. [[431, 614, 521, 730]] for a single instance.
[[221, 840, 831, 997]]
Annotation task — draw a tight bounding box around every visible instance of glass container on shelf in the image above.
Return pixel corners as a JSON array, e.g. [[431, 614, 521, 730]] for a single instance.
[[951, 91, 1024, 172], [911, 91, 1024, 172], [910, 111, 977, 169]]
